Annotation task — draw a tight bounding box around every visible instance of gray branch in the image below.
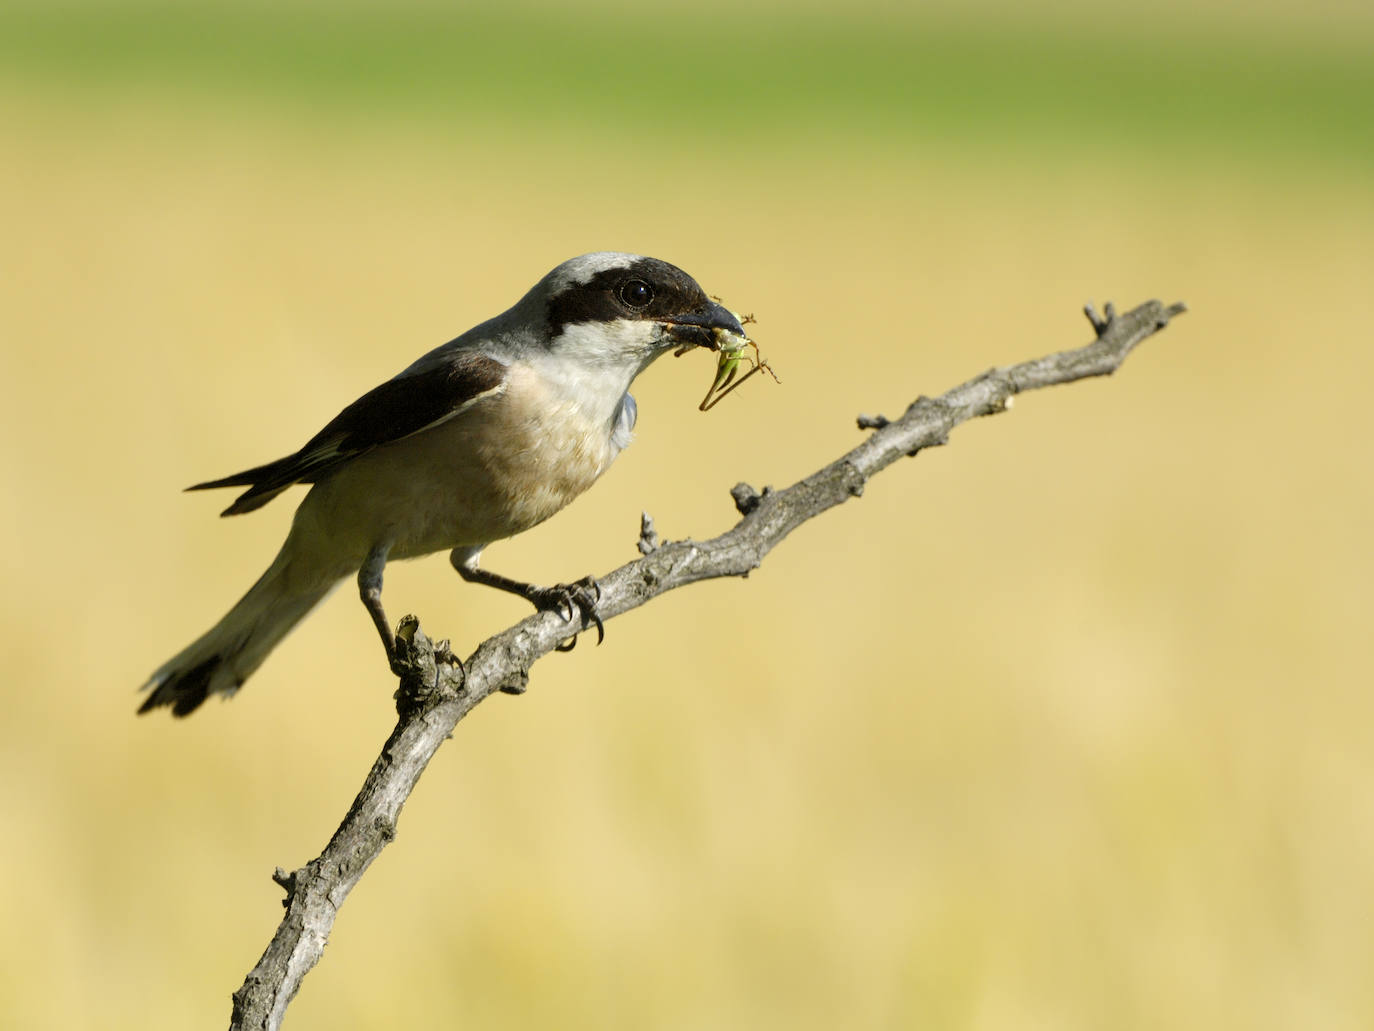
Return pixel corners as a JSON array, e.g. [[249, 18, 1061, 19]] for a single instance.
[[229, 298, 1187, 1030]]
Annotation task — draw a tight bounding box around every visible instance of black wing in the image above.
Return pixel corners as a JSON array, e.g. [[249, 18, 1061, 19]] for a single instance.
[[188, 350, 508, 516]]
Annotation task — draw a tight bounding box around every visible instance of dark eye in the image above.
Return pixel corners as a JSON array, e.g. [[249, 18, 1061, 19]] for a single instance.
[[618, 279, 654, 309]]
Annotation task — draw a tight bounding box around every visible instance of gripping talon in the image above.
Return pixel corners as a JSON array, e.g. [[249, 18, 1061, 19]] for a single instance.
[[530, 577, 604, 645], [563, 578, 603, 644], [576, 578, 604, 643], [435, 640, 466, 685]]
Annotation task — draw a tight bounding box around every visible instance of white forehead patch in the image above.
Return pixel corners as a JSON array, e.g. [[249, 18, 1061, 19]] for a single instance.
[[544, 252, 644, 294]]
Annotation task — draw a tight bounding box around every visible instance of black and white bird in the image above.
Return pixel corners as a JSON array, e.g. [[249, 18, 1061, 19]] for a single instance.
[[140, 252, 744, 716]]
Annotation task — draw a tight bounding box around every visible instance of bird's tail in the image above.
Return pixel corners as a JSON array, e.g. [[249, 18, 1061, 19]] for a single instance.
[[138, 549, 339, 716]]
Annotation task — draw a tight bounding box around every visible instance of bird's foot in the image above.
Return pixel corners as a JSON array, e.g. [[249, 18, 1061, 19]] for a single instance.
[[527, 576, 604, 650]]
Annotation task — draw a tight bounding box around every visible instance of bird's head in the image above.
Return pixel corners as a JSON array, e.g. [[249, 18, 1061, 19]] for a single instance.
[[530, 252, 746, 371]]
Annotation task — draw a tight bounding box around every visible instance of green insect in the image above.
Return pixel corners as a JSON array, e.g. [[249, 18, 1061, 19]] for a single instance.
[[697, 312, 781, 412]]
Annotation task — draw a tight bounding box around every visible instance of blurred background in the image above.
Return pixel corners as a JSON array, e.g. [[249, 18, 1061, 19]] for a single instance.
[[3, 0, 1372, 1027]]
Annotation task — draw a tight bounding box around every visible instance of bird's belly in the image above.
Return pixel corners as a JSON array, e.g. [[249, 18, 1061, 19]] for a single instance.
[[464, 399, 615, 541], [297, 383, 619, 563]]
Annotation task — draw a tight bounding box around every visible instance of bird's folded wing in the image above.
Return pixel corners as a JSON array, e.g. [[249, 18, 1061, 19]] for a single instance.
[[188, 350, 509, 515]]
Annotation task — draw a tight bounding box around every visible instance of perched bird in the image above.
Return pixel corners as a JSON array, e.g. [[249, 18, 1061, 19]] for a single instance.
[[139, 252, 744, 716]]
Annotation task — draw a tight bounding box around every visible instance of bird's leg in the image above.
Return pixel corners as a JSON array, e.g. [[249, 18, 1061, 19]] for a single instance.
[[449, 547, 604, 648], [358, 542, 399, 666]]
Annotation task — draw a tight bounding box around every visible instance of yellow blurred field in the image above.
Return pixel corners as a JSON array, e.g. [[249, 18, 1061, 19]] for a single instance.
[[3, 7, 1374, 1027]]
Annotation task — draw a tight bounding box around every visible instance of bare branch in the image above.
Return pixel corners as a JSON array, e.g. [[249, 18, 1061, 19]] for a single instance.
[[229, 298, 1186, 1030]]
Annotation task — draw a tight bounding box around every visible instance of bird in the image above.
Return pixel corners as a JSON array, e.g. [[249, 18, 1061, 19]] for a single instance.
[[139, 252, 745, 716]]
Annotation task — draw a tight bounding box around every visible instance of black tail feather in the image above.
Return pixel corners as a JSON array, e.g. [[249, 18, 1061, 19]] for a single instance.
[[138, 656, 221, 717], [186, 455, 299, 516]]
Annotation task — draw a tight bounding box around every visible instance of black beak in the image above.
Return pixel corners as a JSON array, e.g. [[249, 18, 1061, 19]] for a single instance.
[[664, 301, 746, 350]]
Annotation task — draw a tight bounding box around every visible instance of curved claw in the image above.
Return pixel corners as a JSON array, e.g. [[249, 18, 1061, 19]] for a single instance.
[[528, 584, 575, 623], [572, 577, 605, 645], [538, 577, 605, 647], [434, 639, 466, 685], [554, 591, 575, 623]]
